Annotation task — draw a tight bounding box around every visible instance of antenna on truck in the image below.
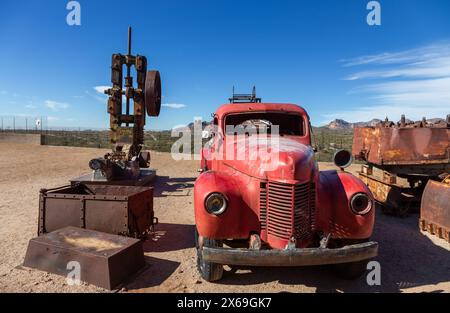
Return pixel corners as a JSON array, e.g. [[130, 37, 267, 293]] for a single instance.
[[229, 86, 261, 103]]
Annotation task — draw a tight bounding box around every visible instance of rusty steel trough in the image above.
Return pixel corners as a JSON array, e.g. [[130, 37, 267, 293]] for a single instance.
[[352, 119, 450, 178], [420, 176, 450, 242], [38, 184, 156, 238]]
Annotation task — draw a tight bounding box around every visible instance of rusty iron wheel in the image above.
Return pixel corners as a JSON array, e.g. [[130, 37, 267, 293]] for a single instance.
[[145, 70, 161, 117]]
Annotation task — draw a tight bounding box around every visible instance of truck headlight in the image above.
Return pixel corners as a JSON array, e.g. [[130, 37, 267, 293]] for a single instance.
[[205, 193, 228, 215], [350, 193, 372, 215]]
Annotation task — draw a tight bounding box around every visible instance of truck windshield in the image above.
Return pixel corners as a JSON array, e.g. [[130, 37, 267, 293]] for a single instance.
[[224, 112, 305, 136]]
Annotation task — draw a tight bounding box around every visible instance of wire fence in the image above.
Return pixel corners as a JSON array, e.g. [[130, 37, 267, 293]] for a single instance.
[[0, 115, 48, 133]]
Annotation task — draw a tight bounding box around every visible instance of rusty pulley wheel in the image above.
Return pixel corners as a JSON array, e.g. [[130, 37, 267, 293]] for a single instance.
[[145, 70, 162, 117]]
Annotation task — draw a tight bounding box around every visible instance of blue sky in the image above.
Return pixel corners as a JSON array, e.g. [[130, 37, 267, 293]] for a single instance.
[[0, 0, 449, 130]]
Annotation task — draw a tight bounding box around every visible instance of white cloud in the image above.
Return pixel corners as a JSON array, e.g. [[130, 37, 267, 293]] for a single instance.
[[94, 86, 110, 94], [344, 55, 450, 81], [162, 103, 186, 109], [47, 116, 59, 121], [341, 42, 450, 67], [45, 100, 70, 111], [87, 86, 110, 103], [327, 42, 450, 123]]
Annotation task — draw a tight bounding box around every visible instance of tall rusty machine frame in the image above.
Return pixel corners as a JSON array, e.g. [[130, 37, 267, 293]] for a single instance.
[[105, 27, 161, 157], [352, 115, 450, 215], [72, 27, 162, 185]]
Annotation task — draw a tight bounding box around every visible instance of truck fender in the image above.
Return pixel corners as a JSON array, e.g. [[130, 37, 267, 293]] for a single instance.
[[317, 170, 375, 240], [194, 171, 259, 240]]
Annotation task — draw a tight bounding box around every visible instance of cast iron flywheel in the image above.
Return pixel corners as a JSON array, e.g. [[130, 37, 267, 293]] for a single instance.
[[144, 70, 162, 117]]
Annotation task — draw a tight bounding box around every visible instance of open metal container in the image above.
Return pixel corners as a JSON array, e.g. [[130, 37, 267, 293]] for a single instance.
[[38, 184, 156, 238]]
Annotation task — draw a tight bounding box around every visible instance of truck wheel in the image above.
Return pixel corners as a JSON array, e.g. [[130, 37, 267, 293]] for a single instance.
[[195, 229, 224, 282], [333, 260, 369, 280]]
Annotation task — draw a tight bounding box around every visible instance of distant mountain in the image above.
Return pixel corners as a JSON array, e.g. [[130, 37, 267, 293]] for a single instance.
[[326, 119, 352, 130], [354, 119, 383, 128], [325, 118, 382, 130], [427, 118, 445, 124], [325, 117, 447, 130]]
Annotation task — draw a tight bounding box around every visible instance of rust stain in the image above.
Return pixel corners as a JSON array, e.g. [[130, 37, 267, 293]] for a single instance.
[[63, 236, 123, 251]]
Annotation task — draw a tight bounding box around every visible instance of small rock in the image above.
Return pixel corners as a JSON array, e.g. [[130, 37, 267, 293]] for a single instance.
[[195, 280, 202, 284]]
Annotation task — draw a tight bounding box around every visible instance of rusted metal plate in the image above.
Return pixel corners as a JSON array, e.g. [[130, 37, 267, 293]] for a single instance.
[[420, 178, 450, 242], [23, 227, 145, 290], [352, 121, 450, 177], [38, 184, 155, 238]]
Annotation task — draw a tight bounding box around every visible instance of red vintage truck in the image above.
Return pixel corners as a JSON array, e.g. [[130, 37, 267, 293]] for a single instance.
[[194, 97, 378, 281]]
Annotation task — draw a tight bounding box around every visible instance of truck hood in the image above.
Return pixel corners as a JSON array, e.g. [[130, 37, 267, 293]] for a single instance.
[[222, 135, 316, 181]]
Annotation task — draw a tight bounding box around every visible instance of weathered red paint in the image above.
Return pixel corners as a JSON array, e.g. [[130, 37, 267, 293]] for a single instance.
[[316, 171, 375, 240], [195, 103, 375, 250]]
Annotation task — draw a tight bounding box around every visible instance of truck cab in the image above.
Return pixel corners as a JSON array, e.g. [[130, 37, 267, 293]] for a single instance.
[[194, 93, 377, 282]]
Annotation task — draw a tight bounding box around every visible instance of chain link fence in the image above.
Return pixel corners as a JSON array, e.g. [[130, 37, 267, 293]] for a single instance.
[[0, 115, 112, 148]]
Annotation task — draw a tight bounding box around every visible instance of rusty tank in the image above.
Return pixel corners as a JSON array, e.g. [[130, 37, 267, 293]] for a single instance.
[[352, 114, 450, 216]]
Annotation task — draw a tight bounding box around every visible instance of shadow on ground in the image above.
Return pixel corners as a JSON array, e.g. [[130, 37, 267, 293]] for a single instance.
[[125, 256, 181, 291], [151, 176, 195, 198], [144, 223, 196, 253]]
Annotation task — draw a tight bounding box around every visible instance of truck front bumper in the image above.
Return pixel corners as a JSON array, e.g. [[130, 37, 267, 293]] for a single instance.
[[202, 241, 378, 267]]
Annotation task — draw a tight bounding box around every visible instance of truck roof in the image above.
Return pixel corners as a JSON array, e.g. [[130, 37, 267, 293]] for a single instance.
[[215, 103, 309, 118]]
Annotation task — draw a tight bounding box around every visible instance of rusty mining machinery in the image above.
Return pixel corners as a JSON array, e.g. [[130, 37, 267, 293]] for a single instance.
[[352, 114, 450, 242], [73, 27, 161, 185], [24, 28, 161, 290]]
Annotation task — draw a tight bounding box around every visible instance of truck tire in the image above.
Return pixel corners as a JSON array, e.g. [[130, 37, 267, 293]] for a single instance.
[[331, 239, 371, 280], [332, 260, 369, 280], [195, 228, 224, 282]]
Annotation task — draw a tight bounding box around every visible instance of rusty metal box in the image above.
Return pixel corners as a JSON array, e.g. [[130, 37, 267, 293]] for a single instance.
[[38, 184, 155, 238], [352, 126, 450, 176], [24, 227, 145, 290]]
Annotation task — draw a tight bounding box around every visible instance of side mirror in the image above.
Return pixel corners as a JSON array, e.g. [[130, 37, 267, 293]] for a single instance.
[[333, 149, 353, 169]]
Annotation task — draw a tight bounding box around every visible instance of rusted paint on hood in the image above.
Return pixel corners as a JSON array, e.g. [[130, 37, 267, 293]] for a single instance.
[[223, 135, 317, 181]]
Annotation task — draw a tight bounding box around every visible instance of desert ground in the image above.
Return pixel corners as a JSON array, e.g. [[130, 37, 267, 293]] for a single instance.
[[0, 142, 449, 293]]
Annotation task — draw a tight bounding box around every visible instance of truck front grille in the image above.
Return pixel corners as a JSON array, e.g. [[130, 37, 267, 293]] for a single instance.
[[260, 181, 315, 242]]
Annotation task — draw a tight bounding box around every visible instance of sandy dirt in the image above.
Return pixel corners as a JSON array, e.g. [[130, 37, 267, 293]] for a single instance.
[[0, 143, 449, 293]]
